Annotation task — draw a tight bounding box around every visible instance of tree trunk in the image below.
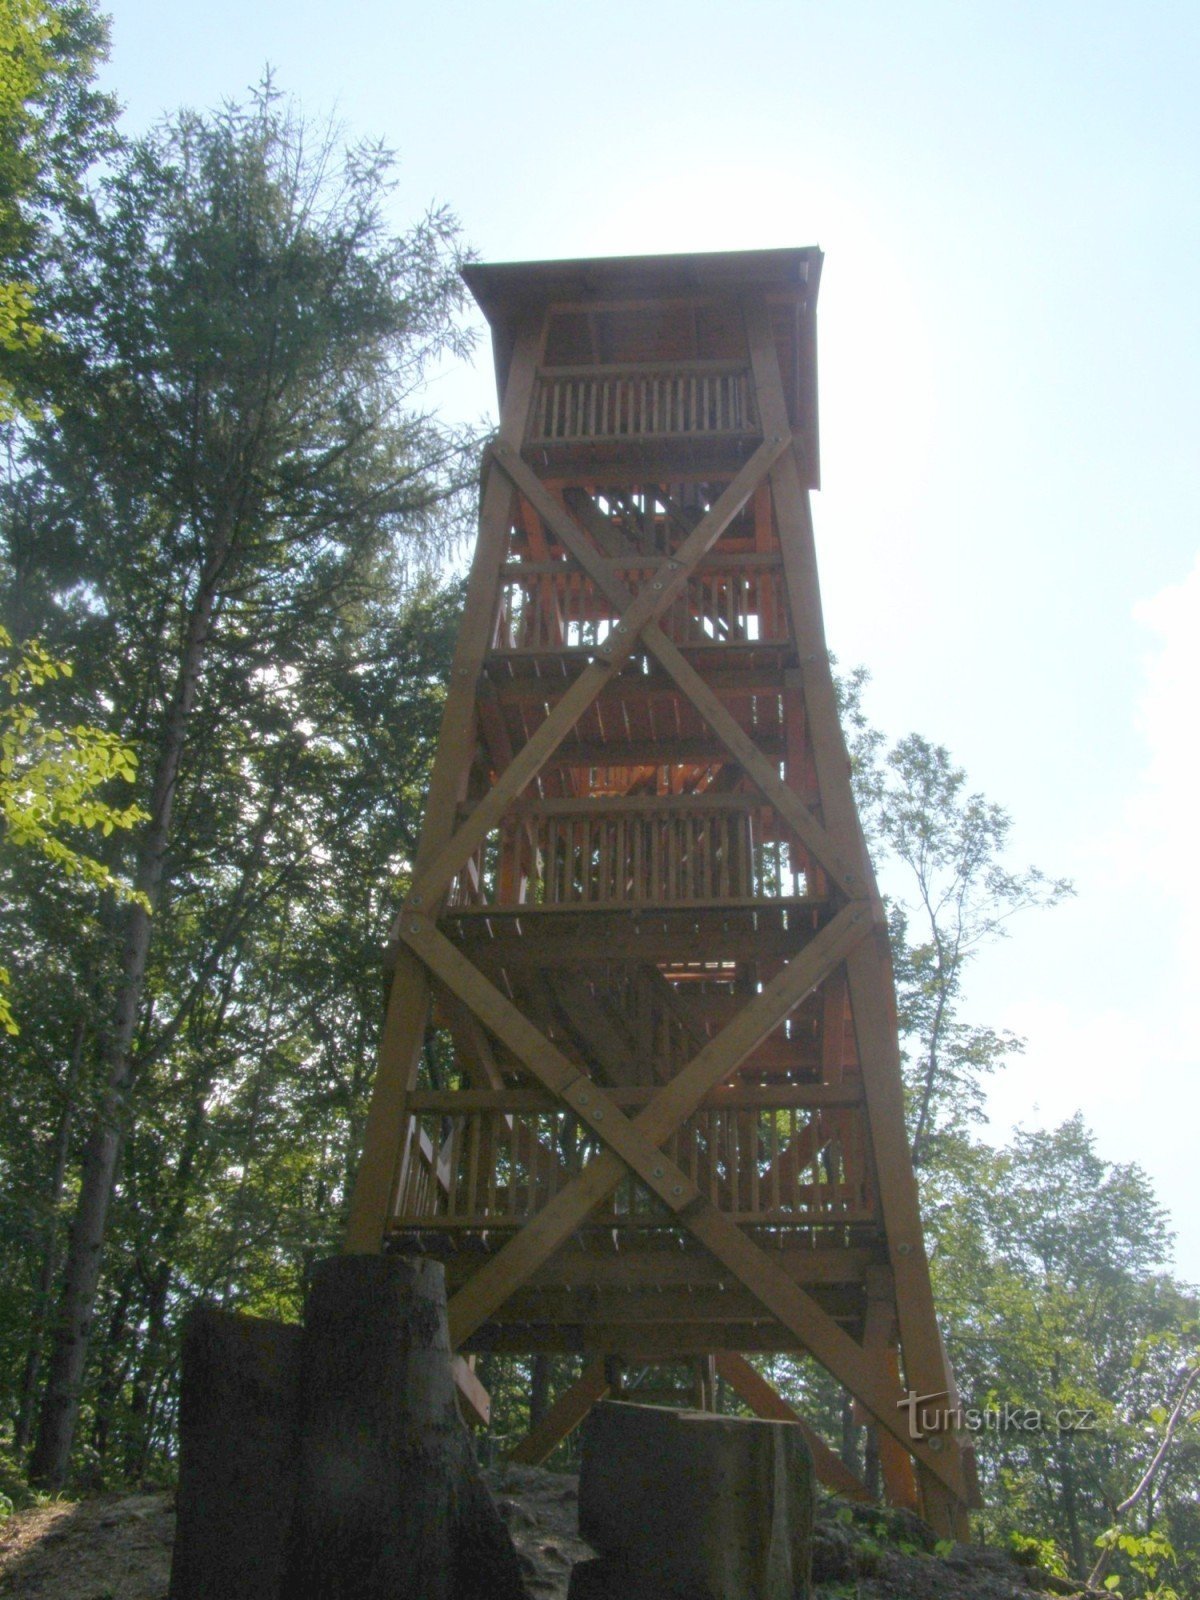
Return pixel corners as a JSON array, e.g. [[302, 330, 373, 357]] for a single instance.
[[1058, 1441, 1086, 1579], [865, 1425, 881, 1501], [530, 1354, 551, 1430], [14, 1014, 85, 1454], [30, 577, 222, 1488], [840, 1392, 861, 1478]]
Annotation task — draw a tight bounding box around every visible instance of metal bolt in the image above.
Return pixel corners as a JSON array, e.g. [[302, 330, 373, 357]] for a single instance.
[[409, 893, 422, 908], [927, 1437, 944, 1453], [896, 1242, 912, 1256], [653, 1166, 664, 1179], [672, 1185, 683, 1197], [577, 1092, 589, 1106], [593, 1109, 604, 1122]]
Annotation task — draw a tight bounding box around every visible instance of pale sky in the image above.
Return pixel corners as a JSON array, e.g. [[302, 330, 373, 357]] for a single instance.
[[96, 1, 1199, 1280]]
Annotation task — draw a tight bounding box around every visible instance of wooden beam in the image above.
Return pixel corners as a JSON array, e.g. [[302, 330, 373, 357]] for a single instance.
[[343, 320, 542, 1255], [404, 1085, 865, 1114], [343, 946, 431, 1253], [714, 1352, 871, 1503], [860, 1270, 919, 1514], [508, 1360, 610, 1466], [440, 1247, 879, 1293], [452, 1356, 491, 1428], [743, 295, 970, 1530]]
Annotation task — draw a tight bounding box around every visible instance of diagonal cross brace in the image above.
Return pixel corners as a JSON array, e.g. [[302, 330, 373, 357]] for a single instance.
[[488, 448, 863, 897], [393, 904, 965, 1499], [406, 436, 792, 913]]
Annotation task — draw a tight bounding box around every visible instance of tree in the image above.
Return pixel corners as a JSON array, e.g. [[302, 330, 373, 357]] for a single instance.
[[5, 85, 475, 1485], [856, 730, 1072, 1163], [930, 1118, 1199, 1587], [0, 0, 116, 418]]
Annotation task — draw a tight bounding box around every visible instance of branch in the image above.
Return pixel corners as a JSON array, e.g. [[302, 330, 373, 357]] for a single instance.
[[1086, 1364, 1200, 1589]]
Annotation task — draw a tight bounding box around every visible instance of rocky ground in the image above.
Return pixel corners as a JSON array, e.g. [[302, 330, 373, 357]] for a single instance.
[[0, 1465, 1101, 1600]]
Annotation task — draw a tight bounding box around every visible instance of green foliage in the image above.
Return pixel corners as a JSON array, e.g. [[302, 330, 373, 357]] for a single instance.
[[0, 0, 116, 418], [856, 727, 1073, 1161], [0, 623, 144, 1031], [1094, 1527, 1181, 1600], [0, 1442, 48, 1518], [1007, 1530, 1068, 1577]]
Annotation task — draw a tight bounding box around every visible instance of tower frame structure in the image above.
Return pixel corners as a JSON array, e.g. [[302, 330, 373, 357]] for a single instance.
[[345, 249, 974, 1537]]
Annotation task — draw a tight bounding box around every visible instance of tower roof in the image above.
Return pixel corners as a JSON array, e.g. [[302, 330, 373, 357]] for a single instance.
[[463, 246, 822, 325], [463, 247, 822, 407]]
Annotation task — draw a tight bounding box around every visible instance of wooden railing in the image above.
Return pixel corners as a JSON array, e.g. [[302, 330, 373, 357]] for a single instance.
[[446, 797, 808, 911], [391, 1090, 870, 1231], [493, 554, 787, 653], [528, 363, 758, 445]]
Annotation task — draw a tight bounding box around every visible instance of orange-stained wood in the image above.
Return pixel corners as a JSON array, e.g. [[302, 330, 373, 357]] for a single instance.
[[344, 249, 970, 1535]]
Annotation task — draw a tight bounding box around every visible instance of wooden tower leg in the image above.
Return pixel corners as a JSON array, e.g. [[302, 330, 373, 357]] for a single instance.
[[508, 1361, 612, 1467]]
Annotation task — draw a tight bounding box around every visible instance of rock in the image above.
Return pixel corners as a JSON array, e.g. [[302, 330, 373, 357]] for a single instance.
[[168, 1307, 303, 1600], [572, 1400, 814, 1600], [281, 1255, 527, 1600]]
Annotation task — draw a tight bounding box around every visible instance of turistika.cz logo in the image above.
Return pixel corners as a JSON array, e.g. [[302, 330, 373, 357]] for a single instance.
[[897, 1389, 1098, 1441]]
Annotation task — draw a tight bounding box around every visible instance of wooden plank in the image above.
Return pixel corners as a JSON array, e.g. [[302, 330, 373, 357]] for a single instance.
[[861, 1271, 919, 1513], [508, 1360, 611, 1466], [509, 793, 760, 816], [461, 1324, 854, 1359], [439, 1247, 878, 1292], [405, 1085, 863, 1114], [713, 1352, 870, 1503], [486, 1283, 868, 1328], [343, 946, 432, 1253], [452, 1355, 491, 1428]]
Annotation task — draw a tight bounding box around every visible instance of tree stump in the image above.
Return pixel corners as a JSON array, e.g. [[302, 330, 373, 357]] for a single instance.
[[281, 1254, 526, 1600], [168, 1307, 303, 1600], [569, 1400, 814, 1600]]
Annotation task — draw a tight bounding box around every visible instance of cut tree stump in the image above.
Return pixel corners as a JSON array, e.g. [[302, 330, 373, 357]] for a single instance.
[[569, 1399, 814, 1600], [168, 1307, 303, 1600], [281, 1254, 527, 1600]]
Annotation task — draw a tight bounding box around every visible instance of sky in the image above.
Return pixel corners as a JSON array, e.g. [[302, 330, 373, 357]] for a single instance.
[[94, 1, 1199, 1280]]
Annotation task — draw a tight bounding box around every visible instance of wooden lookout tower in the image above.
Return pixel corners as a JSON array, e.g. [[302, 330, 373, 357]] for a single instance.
[[345, 248, 975, 1537]]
